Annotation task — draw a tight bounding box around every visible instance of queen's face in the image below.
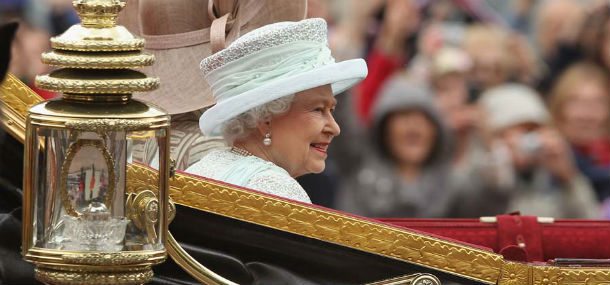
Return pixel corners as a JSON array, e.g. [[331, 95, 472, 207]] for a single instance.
[[267, 84, 340, 177]]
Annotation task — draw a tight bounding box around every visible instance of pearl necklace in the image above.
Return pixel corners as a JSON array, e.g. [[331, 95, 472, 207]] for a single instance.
[[230, 146, 253, 157]]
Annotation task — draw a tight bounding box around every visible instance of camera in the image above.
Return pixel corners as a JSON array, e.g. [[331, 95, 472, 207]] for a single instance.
[[517, 132, 542, 156]]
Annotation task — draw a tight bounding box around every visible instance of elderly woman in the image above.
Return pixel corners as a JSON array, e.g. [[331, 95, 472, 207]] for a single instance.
[[185, 19, 367, 203]]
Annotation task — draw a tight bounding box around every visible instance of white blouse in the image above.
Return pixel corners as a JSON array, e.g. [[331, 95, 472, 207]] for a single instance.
[[185, 149, 311, 203]]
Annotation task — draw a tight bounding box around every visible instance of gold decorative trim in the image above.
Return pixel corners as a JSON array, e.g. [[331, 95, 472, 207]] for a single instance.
[[126, 164, 610, 285], [557, 267, 610, 285], [41, 52, 154, 69], [65, 119, 151, 131], [126, 164, 504, 284], [499, 262, 530, 285], [499, 262, 610, 285], [35, 267, 153, 285], [25, 247, 167, 266], [35, 75, 159, 94], [50, 38, 144, 52], [62, 252, 150, 266], [59, 139, 116, 217], [0, 74, 44, 142]]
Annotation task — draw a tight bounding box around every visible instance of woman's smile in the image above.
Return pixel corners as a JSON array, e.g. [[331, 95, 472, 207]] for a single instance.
[[310, 142, 329, 154], [263, 85, 339, 177]]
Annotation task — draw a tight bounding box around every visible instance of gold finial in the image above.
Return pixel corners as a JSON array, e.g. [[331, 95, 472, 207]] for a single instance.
[[73, 0, 125, 28], [35, 0, 158, 102]]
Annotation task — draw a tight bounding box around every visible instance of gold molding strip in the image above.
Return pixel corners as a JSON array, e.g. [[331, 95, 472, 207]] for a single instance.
[[499, 262, 610, 285], [0, 74, 44, 142], [35, 74, 159, 94], [126, 164, 610, 285], [41, 51, 154, 69], [126, 163, 504, 284]]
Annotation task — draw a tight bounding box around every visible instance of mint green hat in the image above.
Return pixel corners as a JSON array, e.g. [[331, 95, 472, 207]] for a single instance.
[[198, 18, 368, 136]]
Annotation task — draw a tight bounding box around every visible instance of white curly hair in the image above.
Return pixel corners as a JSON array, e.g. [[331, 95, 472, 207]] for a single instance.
[[221, 94, 295, 144]]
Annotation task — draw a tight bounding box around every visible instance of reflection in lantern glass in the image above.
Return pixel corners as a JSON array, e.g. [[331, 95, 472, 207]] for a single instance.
[[66, 145, 111, 213]]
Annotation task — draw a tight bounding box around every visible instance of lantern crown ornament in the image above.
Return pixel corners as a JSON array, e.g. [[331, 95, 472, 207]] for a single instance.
[[37, 0, 157, 101], [23, 1, 171, 285], [73, 0, 125, 28]]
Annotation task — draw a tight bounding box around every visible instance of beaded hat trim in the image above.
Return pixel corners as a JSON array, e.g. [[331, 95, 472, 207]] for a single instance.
[[200, 18, 327, 75]]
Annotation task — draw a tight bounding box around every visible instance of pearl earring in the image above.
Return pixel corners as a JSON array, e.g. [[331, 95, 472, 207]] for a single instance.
[[263, 132, 271, 146]]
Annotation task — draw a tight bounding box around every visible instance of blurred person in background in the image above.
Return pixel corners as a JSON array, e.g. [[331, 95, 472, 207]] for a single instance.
[[579, 3, 610, 70], [8, 22, 52, 98], [325, 0, 385, 61], [404, 22, 457, 84], [477, 83, 599, 219], [354, 0, 420, 124], [548, 63, 610, 202], [428, 47, 517, 218], [2, 0, 78, 99], [534, 0, 586, 62], [430, 47, 472, 118], [537, 0, 609, 94], [429, 46, 475, 163], [464, 23, 542, 98], [462, 24, 513, 95], [337, 75, 456, 218]]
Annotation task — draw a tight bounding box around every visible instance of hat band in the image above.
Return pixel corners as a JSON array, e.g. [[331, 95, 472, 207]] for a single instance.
[[141, 0, 265, 50], [206, 42, 335, 102]]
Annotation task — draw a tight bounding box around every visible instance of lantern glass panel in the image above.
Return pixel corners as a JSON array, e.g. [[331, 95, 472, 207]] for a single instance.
[[30, 125, 166, 252]]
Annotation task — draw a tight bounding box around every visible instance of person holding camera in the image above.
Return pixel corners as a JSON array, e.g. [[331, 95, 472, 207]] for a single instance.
[[476, 84, 599, 219]]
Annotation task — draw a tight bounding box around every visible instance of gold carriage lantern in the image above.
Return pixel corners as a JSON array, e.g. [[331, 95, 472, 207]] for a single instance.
[[21, 0, 170, 284]]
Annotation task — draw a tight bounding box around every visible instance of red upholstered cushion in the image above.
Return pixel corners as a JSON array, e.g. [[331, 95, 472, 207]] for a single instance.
[[541, 220, 610, 260], [379, 215, 610, 262]]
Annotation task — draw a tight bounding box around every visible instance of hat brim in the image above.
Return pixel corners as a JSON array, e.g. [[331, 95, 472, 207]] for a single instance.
[[199, 58, 367, 136], [135, 44, 215, 115]]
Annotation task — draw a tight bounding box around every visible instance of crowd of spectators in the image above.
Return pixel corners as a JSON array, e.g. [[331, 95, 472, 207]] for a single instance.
[[303, 0, 610, 220], [2, 0, 609, 219]]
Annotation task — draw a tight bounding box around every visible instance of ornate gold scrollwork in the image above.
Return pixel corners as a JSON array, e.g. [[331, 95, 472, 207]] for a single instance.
[[35, 267, 153, 285], [41, 52, 155, 69], [65, 119, 151, 131], [50, 38, 145, 52], [61, 252, 149, 266], [126, 164, 505, 284], [59, 138, 116, 217], [35, 74, 160, 94], [0, 74, 44, 142], [498, 261, 610, 285], [126, 190, 176, 244], [366, 273, 442, 285]]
